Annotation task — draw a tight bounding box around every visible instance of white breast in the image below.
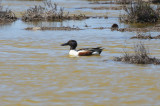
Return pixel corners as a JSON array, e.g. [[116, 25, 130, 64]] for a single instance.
[[69, 50, 79, 56]]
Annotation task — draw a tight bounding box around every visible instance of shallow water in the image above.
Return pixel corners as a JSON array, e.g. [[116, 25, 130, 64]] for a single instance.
[[1, 0, 160, 105]]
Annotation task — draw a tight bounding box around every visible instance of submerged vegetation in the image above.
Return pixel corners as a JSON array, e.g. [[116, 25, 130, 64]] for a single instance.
[[0, 1, 17, 24], [114, 42, 160, 65], [120, 0, 159, 23], [22, 0, 89, 22]]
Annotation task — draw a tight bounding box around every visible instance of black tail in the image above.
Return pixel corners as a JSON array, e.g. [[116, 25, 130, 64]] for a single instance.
[[94, 47, 104, 54]]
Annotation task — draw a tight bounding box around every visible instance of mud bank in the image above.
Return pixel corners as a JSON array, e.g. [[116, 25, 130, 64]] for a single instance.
[[131, 34, 160, 39], [25, 26, 82, 31], [118, 27, 160, 32]]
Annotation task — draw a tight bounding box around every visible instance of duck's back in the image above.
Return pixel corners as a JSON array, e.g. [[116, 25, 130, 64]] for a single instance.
[[79, 47, 103, 53]]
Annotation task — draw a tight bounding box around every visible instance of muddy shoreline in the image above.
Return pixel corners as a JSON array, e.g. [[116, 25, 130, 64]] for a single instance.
[[25, 26, 82, 31]]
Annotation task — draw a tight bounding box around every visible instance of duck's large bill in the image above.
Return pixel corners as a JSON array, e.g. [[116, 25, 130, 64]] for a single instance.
[[61, 43, 68, 46]]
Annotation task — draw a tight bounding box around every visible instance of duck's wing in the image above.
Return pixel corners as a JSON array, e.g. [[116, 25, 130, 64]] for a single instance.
[[78, 47, 104, 54]]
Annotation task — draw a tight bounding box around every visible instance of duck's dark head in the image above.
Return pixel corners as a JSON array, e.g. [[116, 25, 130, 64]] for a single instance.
[[61, 40, 77, 50]]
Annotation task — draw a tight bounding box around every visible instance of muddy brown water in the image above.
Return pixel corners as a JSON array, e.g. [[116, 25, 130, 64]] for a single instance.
[[1, 0, 160, 105]]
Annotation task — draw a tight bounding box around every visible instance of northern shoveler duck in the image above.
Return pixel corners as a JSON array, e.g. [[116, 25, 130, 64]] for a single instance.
[[61, 40, 103, 56]]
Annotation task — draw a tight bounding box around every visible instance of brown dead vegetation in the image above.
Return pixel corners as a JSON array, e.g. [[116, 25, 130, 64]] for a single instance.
[[114, 42, 160, 65], [118, 27, 160, 32], [91, 6, 125, 10], [25, 26, 82, 31], [131, 34, 160, 39], [93, 27, 107, 29], [88, 0, 160, 5], [22, 0, 89, 22], [93, 25, 160, 32], [89, 2, 109, 4], [0, 2, 17, 24], [88, 0, 134, 4], [120, 0, 159, 23], [77, 6, 124, 10]]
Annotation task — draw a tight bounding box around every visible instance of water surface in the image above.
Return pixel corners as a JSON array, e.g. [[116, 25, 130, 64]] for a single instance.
[[0, 0, 160, 105]]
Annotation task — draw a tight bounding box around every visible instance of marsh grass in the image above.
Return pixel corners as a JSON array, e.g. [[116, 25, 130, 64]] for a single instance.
[[0, 1, 17, 24], [120, 0, 159, 23], [22, 0, 89, 22], [114, 42, 160, 65]]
